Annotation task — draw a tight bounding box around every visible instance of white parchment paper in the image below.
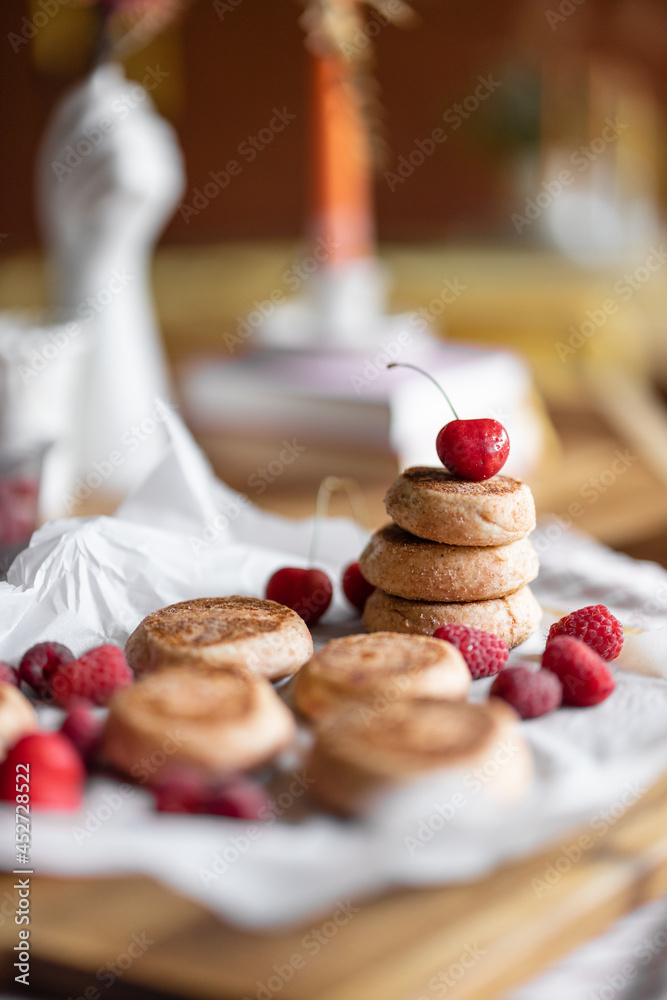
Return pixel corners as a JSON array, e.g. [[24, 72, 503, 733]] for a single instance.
[[0, 409, 665, 929]]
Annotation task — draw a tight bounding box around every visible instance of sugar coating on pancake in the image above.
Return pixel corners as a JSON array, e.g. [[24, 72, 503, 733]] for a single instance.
[[294, 631, 470, 720], [125, 596, 313, 680], [362, 585, 542, 648], [385, 467, 536, 546], [359, 523, 539, 602], [103, 665, 295, 777]]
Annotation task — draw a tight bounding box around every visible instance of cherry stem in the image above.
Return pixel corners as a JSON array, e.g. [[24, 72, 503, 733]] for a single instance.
[[308, 476, 369, 566], [387, 362, 460, 420]]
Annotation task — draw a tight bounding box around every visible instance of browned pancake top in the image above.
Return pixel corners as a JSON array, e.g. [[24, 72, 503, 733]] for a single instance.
[[323, 699, 496, 761], [400, 467, 522, 496], [141, 596, 294, 648], [308, 632, 449, 682], [374, 522, 442, 548], [124, 666, 254, 722]]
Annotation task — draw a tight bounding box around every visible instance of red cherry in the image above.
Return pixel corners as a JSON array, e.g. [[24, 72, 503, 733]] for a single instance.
[[436, 419, 510, 481], [388, 362, 510, 481], [266, 567, 332, 625], [0, 731, 85, 811], [342, 561, 374, 613]]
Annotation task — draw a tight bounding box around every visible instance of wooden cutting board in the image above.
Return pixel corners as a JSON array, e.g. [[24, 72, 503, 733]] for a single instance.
[[1, 768, 666, 1000]]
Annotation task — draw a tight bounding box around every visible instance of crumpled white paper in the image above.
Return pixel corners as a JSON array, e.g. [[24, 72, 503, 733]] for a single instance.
[[0, 409, 666, 929]]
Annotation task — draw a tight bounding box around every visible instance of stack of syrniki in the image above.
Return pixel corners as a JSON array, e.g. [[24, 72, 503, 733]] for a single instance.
[[360, 467, 542, 647]]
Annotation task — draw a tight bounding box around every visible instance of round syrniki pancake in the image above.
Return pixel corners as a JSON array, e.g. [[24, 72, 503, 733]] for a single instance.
[[359, 523, 539, 602], [385, 467, 536, 547], [102, 666, 295, 779], [363, 585, 542, 648], [307, 697, 532, 815], [294, 632, 470, 721], [125, 596, 313, 680]]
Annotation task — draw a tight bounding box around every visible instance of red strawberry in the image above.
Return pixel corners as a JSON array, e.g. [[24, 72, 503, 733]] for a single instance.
[[490, 666, 563, 719], [433, 624, 509, 679], [0, 732, 85, 811], [49, 645, 132, 706], [547, 604, 623, 661], [542, 635, 615, 707]]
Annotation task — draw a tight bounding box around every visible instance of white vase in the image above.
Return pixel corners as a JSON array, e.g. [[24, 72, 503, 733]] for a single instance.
[[36, 62, 185, 503]]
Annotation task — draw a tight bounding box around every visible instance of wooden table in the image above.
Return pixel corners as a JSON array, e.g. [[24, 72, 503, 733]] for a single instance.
[[4, 401, 667, 1000], [1, 768, 667, 999]]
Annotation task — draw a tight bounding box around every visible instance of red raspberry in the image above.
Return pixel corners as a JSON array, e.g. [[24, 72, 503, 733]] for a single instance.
[[49, 645, 132, 706], [547, 605, 623, 661], [0, 731, 85, 811], [542, 635, 615, 707], [152, 770, 209, 814], [0, 663, 18, 686], [151, 771, 271, 819], [203, 777, 272, 820], [60, 698, 104, 761], [19, 642, 74, 698], [433, 624, 509, 679], [490, 666, 563, 719]]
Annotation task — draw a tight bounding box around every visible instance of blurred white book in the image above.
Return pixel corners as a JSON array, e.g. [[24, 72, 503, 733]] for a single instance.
[[180, 339, 545, 483]]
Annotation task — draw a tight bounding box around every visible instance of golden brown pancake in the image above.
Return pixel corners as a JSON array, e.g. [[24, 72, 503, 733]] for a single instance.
[[359, 523, 539, 602], [103, 665, 296, 778], [307, 698, 532, 815], [125, 596, 313, 680], [385, 467, 536, 546], [293, 631, 470, 721], [362, 585, 542, 648]]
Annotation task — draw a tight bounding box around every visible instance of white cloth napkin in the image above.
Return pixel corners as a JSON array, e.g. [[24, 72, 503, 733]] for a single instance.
[[0, 409, 665, 929]]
